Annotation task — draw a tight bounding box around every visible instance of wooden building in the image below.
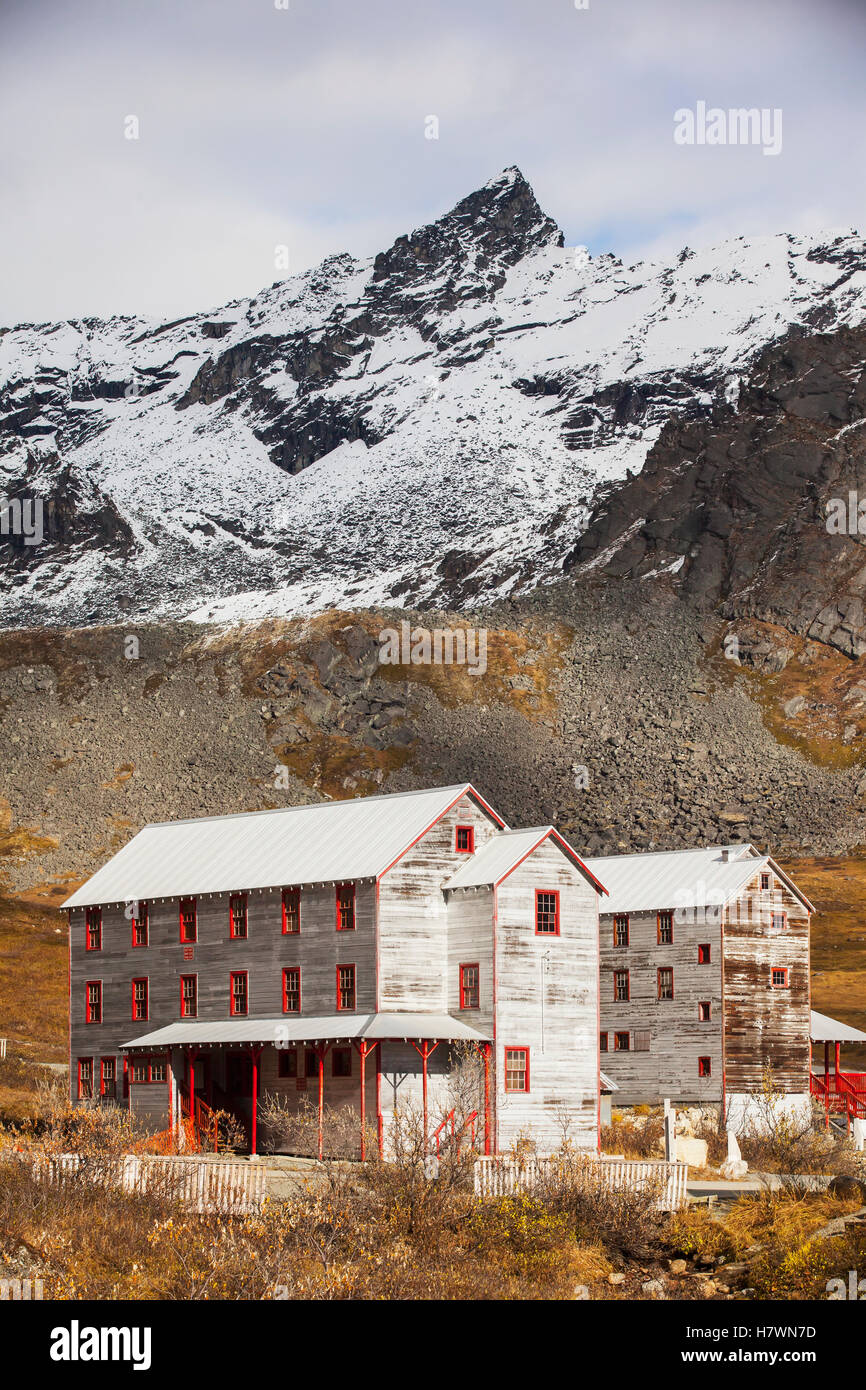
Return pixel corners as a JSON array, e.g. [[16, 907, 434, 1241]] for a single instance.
[[586, 844, 815, 1117], [65, 784, 606, 1157]]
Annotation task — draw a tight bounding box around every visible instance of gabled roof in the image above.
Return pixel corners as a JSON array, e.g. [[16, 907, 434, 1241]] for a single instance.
[[810, 1010, 866, 1044], [445, 827, 607, 895], [121, 1012, 492, 1049], [62, 784, 505, 909], [583, 844, 814, 916]]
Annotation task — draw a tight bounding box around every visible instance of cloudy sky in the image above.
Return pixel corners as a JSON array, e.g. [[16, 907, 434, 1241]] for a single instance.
[[2, 0, 865, 325]]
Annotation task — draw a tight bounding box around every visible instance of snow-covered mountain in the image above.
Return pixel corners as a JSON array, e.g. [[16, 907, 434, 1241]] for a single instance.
[[3, 166, 866, 628]]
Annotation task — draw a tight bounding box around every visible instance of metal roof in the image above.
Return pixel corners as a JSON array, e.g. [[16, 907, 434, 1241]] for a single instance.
[[63, 783, 505, 909], [121, 1012, 492, 1050], [584, 844, 813, 916], [445, 826, 607, 894], [600, 1071, 618, 1092], [810, 1010, 866, 1043]]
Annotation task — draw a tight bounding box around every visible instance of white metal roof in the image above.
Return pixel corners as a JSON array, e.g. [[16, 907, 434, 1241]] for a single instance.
[[584, 843, 813, 916], [121, 1012, 492, 1049], [810, 1010, 866, 1043], [63, 783, 505, 909], [600, 1071, 618, 1092], [445, 826, 607, 894]]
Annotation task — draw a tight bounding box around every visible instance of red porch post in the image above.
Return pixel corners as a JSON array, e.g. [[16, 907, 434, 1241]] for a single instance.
[[248, 1046, 262, 1158], [186, 1048, 199, 1138], [480, 1042, 492, 1156], [409, 1040, 439, 1146], [315, 1044, 330, 1161], [824, 1041, 830, 1091], [835, 1041, 841, 1082], [354, 1040, 379, 1161]]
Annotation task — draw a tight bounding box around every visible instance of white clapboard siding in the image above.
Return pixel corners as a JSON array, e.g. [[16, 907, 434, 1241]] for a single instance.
[[473, 1155, 689, 1211]]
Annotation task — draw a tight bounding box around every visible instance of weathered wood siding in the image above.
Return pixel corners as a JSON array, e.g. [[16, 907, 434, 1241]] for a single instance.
[[723, 870, 811, 1095], [377, 793, 501, 1011], [493, 839, 600, 1153], [598, 908, 724, 1105]]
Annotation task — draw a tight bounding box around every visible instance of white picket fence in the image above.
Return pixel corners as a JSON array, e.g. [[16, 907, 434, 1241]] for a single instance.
[[23, 1153, 267, 1215], [473, 1155, 690, 1211]]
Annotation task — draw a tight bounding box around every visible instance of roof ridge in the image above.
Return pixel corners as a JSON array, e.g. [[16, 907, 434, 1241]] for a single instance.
[[143, 782, 473, 829]]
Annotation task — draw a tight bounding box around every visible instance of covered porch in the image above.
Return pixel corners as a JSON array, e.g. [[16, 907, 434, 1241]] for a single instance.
[[809, 1009, 866, 1126], [122, 1013, 493, 1160]]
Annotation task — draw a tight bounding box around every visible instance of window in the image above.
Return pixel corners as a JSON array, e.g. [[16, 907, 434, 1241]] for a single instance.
[[305, 1049, 319, 1079], [78, 1058, 94, 1099], [614, 1032, 630, 1051], [770, 967, 789, 989], [131, 1058, 148, 1084], [771, 912, 787, 933], [698, 943, 711, 965], [278, 1050, 298, 1079], [131, 978, 148, 1022], [698, 1056, 712, 1078], [657, 909, 674, 945], [613, 968, 630, 1002], [332, 1048, 352, 1078], [505, 1048, 529, 1093], [283, 966, 300, 1014], [150, 1058, 166, 1084], [337, 964, 356, 1011], [459, 963, 479, 1010], [455, 825, 475, 853], [180, 974, 197, 1019], [85, 906, 102, 952], [698, 1000, 712, 1022], [613, 914, 629, 947], [179, 898, 197, 944], [336, 883, 356, 932], [634, 1030, 651, 1052], [229, 893, 248, 939], [535, 890, 560, 936], [85, 980, 102, 1024], [600, 1031, 609, 1052], [230, 970, 248, 1016], [657, 967, 674, 1001], [281, 886, 300, 935], [131, 901, 148, 947], [760, 872, 771, 892], [100, 1057, 116, 1097]]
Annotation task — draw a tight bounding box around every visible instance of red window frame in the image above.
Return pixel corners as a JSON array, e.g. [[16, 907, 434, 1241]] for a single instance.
[[131, 977, 149, 1022], [85, 906, 102, 952], [100, 1056, 116, 1096], [698, 1000, 712, 1022], [698, 1056, 712, 1078], [770, 967, 789, 989], [77, 1057, 94, 1099], [599, 1031, 608, 1052], [535, 889, 560, 936], [282, 966, 301, 1014], [504, 1047, 529, 1093], [130, 1057, 149, 1084], [614, 1031, 630, 1051], [336, 963, 356, 1011], [697, 943, 711, 964], [277, 1049, 298, 1079], [180, 974, 197, 1018], [336, 882, 356, 932], [613, 968, 630, 1002], [455, 825, 475, 854], [229, 893, 248, 939], [131, 901, 148, 947], [230, 970, 249, 1016], [657, 966, 674, 1001], [771, 912, 788, 933], [179, 897, 197, 944], [85, 980, 102, 1024], [332, 1047, 352, 1078], [281, 886, 300, 935], [613, 914, 629, 947], [657, 909, 674, 945], [459, 962, 479, 1010]]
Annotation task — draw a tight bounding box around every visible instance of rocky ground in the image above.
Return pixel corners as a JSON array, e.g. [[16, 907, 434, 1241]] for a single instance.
[[1, 577, 865, 901]]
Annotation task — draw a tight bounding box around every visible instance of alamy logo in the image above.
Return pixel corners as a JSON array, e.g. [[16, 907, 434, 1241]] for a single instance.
[[378, 621, 487, 676], [0, 496, 43, 546], [50, 1321, 152, 1371], [674, 101, 782, 157], [0, 1278, 42, 1300], [827, 1269, 866, 1299], [825, 492, 866, 535]]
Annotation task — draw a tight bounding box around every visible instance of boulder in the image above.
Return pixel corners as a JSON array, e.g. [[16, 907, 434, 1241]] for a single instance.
[[675, 1136, 708, 1166]]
